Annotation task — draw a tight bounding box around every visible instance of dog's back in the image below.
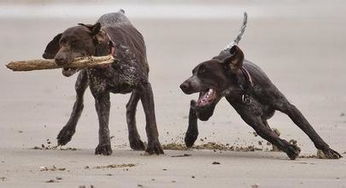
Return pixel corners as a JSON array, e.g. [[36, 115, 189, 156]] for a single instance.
[[98, 10, 148, 73], [97, 10, 131, 27]]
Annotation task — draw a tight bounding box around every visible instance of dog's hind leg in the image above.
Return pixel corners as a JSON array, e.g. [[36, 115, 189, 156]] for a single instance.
[[57, 70, 88, 146], [139, 82, 164, 154], [184, 100, 199, 148], [235, 106, 301, 160], [261, 118, 271, 129], [126, 90, 145, 150], [273, 99, 342, 159]]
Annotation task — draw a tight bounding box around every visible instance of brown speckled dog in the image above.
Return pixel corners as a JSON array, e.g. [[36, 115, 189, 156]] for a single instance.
[[43, 10, 163, 155], [180, 13, 342, 160]]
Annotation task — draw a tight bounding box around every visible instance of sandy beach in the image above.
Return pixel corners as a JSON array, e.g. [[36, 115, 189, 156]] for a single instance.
[[1, 0, 346, 187]]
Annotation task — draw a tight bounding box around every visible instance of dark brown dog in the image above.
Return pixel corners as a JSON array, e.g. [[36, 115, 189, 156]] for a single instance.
[[180, 13, 342, 160], [43, 10, 163, 155]]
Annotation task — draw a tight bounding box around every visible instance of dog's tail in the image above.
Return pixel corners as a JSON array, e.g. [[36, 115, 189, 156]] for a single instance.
[[223, 12, 247, 50]]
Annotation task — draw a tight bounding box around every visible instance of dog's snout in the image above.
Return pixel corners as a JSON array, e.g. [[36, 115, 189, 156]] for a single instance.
[[42, 53, 51, 59], [55, 56, 67, 66], [180, 82, 191, 94]]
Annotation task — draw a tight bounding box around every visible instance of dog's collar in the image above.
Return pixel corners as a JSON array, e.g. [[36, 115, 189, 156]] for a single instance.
[[239, 66, 254, 103], [240, 66, 253, 87]]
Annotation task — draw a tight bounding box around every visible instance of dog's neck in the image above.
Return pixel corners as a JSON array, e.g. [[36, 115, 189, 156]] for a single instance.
[[233, 66, 253, 96], [94, 29, 115, 57], [240, 66, 253, 88]]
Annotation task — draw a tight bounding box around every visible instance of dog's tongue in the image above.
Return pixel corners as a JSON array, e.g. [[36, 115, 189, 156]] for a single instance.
[[197, 89, 216, 107]]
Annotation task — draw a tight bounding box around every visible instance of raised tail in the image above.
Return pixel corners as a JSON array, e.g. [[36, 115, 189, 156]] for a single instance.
[[223, 12, 248, 50]]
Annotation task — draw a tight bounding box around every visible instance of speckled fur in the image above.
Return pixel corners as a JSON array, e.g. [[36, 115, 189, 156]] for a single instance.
[[44, 11, 163, 155], [180, 45, 342, 160]]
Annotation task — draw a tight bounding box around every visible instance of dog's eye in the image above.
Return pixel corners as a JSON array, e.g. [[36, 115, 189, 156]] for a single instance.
[[59, 39, 67, 46], [70, 40, 79, 47], [70, 40, 84, 49], [198, 64, 207, 74]]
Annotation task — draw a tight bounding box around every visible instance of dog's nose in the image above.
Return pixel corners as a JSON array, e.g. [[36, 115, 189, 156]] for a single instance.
[[42, 52, 51, 59], [180, 82, 190, 93]]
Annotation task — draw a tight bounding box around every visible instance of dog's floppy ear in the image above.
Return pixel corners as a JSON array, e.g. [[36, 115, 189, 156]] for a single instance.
[[222, 45, 244, 73], [42, 33, 62, 59], [79, 22, 107, 44], [90, 22, 101, 36], [79, 22, 101, 36]]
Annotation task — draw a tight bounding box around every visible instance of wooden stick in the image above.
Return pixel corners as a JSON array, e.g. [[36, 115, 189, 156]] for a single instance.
[[6, 55, 115, 71]]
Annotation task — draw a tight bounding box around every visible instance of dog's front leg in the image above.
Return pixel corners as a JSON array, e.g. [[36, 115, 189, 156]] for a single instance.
[[185, 100, 198, 148], [57, 70, 88, 146], [140, 83, 164, 155], [274, 101, 342, 159], [94, 92, 112, 155]]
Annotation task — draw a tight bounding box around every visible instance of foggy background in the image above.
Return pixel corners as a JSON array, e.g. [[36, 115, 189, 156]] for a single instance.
[[1, 0, 345, 153]]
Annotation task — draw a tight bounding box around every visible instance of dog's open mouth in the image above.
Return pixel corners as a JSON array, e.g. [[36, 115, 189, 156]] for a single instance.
[[62, 67, 78, 77], [196, 88, 218, 107]]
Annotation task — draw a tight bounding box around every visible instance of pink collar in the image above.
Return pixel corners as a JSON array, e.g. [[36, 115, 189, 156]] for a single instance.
[[240, 66, 253, 87]]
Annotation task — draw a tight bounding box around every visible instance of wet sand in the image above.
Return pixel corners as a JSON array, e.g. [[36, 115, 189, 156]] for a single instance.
[[1, 0, 346, 187]]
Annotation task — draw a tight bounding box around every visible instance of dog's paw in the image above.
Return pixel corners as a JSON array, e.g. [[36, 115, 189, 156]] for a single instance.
[[95, 144, 112, 155], [145, 140, 164, 155], [184, 131, 198, 148], [129, 138, 146, 151], [286, 144, 301, 160], [57, 126, 75, 146], [321, 148, 343, 159]]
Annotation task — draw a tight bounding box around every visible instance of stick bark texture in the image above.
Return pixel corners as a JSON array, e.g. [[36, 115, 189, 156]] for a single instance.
[[6, 55, 115, 71]]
